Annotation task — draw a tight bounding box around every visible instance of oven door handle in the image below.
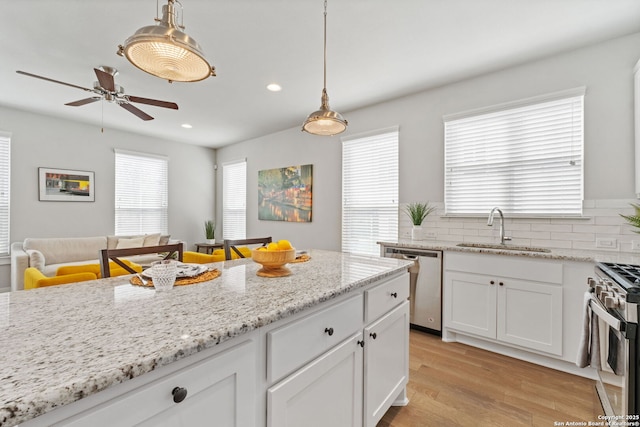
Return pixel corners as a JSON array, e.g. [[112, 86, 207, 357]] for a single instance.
[[589, 294, 622, 331]]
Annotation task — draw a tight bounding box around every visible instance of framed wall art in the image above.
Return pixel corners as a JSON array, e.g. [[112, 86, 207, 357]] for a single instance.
[[258, 164, 312, 222], [38, 167, 95, 202]]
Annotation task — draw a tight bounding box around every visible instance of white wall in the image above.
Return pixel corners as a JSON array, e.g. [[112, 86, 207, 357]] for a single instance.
[[216, 32, 640, 252], [0, 106, 216, 288]]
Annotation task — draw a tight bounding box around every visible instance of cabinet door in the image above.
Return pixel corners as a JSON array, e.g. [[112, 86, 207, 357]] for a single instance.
[[364, 301, 409, 427], [444, 271, 497, 339], [267, 333, 364, 427], [497, 279, 563, 355], [59, 340, 256, 427]]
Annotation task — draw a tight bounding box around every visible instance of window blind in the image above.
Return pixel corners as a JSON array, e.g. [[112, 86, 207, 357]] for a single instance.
[[342, 128, 399, 256], [0, 133, 10, 255], [115, 150, 168, 235], [444, 90, 584, 216], [223, 160, 246, 240]]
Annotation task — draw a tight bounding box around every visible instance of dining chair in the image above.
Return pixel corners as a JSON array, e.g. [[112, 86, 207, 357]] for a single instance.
[[99, 243, 183, 278], [223, 237, 272, 260]]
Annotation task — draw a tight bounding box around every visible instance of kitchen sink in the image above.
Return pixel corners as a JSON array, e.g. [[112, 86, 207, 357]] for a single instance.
[[456, 242, 551, 253]]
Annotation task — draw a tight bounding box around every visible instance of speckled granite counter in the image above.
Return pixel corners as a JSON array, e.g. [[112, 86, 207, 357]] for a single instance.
[[378, 239, 640, 264], [0, 249, 411, 427]]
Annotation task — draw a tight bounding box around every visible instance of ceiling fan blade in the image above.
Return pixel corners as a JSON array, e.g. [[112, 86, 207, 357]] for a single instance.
[[127, 96, 179, 110], [65, 97, 101, 107], [120, 103, 154, 121], [16, 70, 92, 92], [94, 68, 115, 92]]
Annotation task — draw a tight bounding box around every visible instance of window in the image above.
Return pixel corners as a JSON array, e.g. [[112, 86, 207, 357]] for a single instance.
[[0, 132, 9, 255], [223, 159, 247, 240], [342, 128, 399, 256], [444, 88, 584, 216], [115, 149, 168, 235]]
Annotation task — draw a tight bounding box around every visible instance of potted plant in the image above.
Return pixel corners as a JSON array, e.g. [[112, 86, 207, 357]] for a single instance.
[[403, 202, 435, 240], [620, 203, 640, 233], [204, 220, 216, 244]]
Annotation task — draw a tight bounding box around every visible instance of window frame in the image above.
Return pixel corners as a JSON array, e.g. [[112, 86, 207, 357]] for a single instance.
[[222, 159, 247, 240]]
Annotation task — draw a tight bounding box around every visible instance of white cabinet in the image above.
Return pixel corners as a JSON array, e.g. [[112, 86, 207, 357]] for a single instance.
[[364, 301, 409, 427], [444, 252, 563, 356], [56, 339, 256, 427], [267, 272, 410, 427], [267, 333, 364, 427]]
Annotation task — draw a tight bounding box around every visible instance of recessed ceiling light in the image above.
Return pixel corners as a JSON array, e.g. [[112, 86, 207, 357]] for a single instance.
[[267, 83, 282, 92], [181, 123, 193, 129]]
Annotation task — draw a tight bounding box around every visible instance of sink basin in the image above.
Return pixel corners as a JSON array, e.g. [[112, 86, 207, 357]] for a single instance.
[[456, 243, 551, 253]]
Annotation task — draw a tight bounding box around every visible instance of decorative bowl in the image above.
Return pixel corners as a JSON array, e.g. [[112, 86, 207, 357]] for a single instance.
[[251, 248, 296, 277]]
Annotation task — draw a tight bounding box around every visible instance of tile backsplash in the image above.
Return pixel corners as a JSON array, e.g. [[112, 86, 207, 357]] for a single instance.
[[401, 199, 640, 252]]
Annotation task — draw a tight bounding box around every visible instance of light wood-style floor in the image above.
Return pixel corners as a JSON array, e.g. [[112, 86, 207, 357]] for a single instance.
[[378, 330, 602, 426]]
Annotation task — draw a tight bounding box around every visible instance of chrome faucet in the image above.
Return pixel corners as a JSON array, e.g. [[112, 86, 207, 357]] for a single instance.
[[487, 207, 511, 245]]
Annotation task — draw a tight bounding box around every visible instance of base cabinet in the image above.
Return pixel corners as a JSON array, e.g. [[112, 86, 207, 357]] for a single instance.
[[57, 339, 256, 427], [364, 301, 409, 427], [444, 252, 563, 356], [267, 333, 364, 427]]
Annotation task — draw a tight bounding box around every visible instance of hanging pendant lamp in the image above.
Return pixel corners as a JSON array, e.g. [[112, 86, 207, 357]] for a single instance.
[[117, 0, 215, 83], [302, 0, 348, 136]]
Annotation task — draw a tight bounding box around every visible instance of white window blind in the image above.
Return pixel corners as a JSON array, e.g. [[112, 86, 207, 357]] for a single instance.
[[115, 150, 168, 235], [342, 128, 399, 256], [223, 160, 246, 240], [444, 89, 584, 216], [0, 133, 10, 255]]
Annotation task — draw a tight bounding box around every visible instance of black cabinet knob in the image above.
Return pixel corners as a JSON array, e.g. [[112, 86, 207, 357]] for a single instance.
[[357, 340, 365, 348], [324, 327, 334, 336], [390, 292, 398, 298], [490, 280, 495, 285], [499, 282, 504, 286], [172, 386, 188, 403], [370, 332, 377, 339]]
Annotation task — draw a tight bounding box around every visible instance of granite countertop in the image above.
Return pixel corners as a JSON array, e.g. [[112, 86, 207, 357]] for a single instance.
[[378, 239, 640, 264], [0, 249, 411, 427]]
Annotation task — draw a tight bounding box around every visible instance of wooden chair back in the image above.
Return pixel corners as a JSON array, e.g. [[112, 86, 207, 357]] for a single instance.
[[223, 237, 272, 260], [99, 243, 183, 278]]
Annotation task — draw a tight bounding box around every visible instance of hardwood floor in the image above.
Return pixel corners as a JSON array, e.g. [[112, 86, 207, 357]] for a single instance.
[[378, 330, 602, 426]]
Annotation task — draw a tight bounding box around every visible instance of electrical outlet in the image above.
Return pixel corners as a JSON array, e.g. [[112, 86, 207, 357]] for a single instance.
[[632, 241, 640, 251], [596, 238, 617, 249]]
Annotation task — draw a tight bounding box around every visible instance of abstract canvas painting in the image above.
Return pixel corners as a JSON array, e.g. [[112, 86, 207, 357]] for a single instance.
[[258, 164, 312, 222]]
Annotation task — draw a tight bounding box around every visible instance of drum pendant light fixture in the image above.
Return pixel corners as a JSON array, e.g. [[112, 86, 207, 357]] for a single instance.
[[117, 0, 215, 83], [302, 0, 348, 136]]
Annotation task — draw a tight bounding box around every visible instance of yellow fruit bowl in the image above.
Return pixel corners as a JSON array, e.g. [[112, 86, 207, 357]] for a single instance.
[[252, 248, 296, 277]]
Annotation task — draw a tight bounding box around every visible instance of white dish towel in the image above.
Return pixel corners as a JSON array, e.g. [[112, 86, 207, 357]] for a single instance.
[[576, 291, 601, 369]]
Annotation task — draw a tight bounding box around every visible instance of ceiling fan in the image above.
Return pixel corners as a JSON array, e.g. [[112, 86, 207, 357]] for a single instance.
[[16, 66, 178, 121]]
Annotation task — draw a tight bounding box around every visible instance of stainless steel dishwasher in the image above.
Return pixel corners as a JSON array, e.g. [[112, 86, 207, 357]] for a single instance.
[[383, 246, 442, 334]]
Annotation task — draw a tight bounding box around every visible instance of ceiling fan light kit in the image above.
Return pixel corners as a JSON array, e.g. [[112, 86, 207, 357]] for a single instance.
[[302, 0, 348, 136], [117, 0, 215, 83]]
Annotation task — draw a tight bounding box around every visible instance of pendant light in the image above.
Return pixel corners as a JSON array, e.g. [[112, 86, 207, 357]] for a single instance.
[[302, 0, 348, 136], [117, 0, 215, 83]]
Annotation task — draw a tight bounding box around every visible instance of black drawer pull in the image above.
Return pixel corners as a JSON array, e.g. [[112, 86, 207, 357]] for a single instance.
[[172, 386, 188, 403], [370, 332, 377, 339], [390, 292, 398, 298], [324, 327, 334, 336]]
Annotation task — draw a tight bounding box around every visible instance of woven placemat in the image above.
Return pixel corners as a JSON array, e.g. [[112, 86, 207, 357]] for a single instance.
[[130, 268, 221, 287], [290, 254, 311, 263]]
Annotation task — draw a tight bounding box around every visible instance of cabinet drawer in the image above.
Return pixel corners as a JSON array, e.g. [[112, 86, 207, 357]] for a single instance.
[[59, 339, 256, 427], [268, 294, 363, 383], [365, 273, 409, 323]]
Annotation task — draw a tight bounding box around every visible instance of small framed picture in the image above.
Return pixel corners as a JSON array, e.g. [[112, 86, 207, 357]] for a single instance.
[[38, 167, 95, 202]]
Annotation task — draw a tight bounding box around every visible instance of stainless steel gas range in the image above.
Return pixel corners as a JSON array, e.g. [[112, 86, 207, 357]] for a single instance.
[[590, 262, 640, 417]]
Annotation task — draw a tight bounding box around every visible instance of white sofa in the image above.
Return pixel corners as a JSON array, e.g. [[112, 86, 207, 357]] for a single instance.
[[10, 234, 182, 291]]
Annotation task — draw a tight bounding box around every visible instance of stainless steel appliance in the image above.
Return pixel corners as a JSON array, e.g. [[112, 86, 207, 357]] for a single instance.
[[384, 247, 442, 334], [590, 262, 640, 417]]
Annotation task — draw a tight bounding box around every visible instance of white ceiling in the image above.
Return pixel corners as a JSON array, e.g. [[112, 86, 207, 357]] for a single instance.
[[2, 1, 640, 148]]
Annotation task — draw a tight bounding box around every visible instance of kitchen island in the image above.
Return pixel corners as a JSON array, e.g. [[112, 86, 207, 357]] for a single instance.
[[0, 249, 411, 427]]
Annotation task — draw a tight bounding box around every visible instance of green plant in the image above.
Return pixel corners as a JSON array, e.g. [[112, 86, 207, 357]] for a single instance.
[[403, 202, 435, 226], [204, 220, 215, 239], [620, 203, 640, 233]]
